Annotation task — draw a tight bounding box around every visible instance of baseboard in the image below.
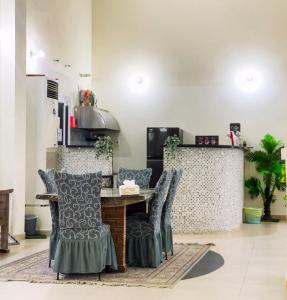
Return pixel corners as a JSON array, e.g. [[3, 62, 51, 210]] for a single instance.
[[37, 229, 51, 236], [273, 215, 287, 221], [13, 233, 25, 241], [14, 230, 51, 241]]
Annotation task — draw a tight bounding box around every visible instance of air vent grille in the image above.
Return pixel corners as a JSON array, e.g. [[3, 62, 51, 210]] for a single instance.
[[47, 79, 58, 100]]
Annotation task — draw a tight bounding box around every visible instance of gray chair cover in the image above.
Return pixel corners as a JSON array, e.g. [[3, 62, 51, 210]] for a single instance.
[[38, 169, 59, 261], [53, 172, 118, 274], [118, 168, 152, 189], [126, 171, 172, 267], [161, 169, 183, 256]]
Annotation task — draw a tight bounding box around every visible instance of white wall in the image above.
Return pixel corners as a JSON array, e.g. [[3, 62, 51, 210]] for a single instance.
[[26, 0, 93, 230], [27, 0, 93, 102], [92, 0, 287, 215], [0, 0, 26, 236]]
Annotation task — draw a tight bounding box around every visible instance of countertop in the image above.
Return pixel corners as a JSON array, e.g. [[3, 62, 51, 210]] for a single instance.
[[66, 145, 95, 148], [36, 188, 154, 207], [177, 144, 245, 149]]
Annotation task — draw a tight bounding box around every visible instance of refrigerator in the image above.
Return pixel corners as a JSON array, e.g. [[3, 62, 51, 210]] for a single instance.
[[147, 127, 183, 187]]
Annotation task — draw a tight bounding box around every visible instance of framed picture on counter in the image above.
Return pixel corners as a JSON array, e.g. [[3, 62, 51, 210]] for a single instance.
[[230, 123, 241, 133], [195, 135, 219, 146]]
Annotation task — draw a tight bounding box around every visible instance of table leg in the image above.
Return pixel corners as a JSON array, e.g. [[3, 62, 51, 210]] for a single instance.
[[126, 201, 147, 215], [102, 206, 127, 272], [0, 224, 9, 253], [0, 193, 9, 253]]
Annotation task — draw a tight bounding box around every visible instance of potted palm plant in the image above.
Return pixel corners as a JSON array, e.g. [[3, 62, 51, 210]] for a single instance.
[[245, 134, 286, 222]]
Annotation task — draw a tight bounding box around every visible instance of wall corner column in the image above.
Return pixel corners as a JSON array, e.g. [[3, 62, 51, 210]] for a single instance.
[[0, 0, 26, 237]]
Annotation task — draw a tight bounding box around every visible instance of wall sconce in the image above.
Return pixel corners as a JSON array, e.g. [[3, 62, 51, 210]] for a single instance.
[[128, 75, 149, 94], [135, 76, 144, 85], [235, 68, 263, 93]]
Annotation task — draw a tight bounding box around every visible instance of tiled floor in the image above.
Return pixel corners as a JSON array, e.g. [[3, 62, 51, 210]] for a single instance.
[[1, 222, 287, 300]]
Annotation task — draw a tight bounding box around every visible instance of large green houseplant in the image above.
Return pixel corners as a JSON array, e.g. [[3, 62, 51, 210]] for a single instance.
[[245, 134, 286, 221]]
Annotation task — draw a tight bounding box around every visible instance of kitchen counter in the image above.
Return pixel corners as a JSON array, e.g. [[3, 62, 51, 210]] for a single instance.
[[164, 146, 244, 233]]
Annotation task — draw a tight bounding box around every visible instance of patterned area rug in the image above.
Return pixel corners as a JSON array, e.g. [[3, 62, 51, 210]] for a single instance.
[[0, 243, 211, 288]]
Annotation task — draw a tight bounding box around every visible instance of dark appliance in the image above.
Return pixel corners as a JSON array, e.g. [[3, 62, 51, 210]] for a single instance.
[[58, 102, 69, 145], [147, 127, 183, 187], [85, 132, 105, 142]]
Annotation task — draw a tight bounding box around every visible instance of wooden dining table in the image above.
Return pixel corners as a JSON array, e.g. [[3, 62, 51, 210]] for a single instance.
[[36, 188, 154, 272]]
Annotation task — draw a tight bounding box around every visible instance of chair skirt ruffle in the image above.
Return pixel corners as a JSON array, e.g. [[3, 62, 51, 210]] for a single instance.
[[49, 225, 59, 260], [53, 232, 118, 274], [161, 224, 173, 254], [126, 231, 163, 268]]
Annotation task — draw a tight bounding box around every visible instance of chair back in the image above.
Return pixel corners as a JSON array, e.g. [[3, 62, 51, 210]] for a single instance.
[[148, 171, 172, 231], [38, 169, 59, 226], [161, 169, 183, 227], [38, 169, 57, 193], [118, 168, 152, 189], [54, 172, 103, 230]]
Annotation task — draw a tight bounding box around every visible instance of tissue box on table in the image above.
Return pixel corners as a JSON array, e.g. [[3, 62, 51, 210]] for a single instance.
[[119, 180, 140, 196]]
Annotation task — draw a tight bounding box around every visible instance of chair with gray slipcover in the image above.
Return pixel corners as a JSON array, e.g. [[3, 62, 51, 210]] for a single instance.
[[126, 170, 171, 268], [53, 171, 118, 279], [127, 169, 183, 260], [117, 168, 152, 189], [161, 169, 183, 259], [38, 169, 59, 268]]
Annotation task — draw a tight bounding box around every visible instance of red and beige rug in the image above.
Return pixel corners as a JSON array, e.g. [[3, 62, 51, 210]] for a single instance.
[[0, 243, 211, 288]]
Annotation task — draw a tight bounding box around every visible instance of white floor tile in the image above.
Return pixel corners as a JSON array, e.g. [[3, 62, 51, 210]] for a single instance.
[[0, 222, 287, 300]]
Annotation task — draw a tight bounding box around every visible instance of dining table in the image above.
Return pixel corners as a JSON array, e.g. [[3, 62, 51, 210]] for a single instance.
[[36, 188, 155, 272]]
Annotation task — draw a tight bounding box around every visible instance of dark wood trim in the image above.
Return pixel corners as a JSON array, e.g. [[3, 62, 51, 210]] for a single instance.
[[0, 189, 13, 195]]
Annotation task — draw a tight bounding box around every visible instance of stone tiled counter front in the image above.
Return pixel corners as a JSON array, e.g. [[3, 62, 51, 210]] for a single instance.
[[164, 146, 244, 233], [57, 146, 112, 175]]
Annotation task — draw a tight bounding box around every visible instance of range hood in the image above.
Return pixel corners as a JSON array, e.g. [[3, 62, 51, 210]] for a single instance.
[[74, 106, 120, 131]]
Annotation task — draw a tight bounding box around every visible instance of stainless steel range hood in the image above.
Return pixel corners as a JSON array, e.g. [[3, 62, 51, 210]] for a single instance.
[[74, 106, 120, 131]]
